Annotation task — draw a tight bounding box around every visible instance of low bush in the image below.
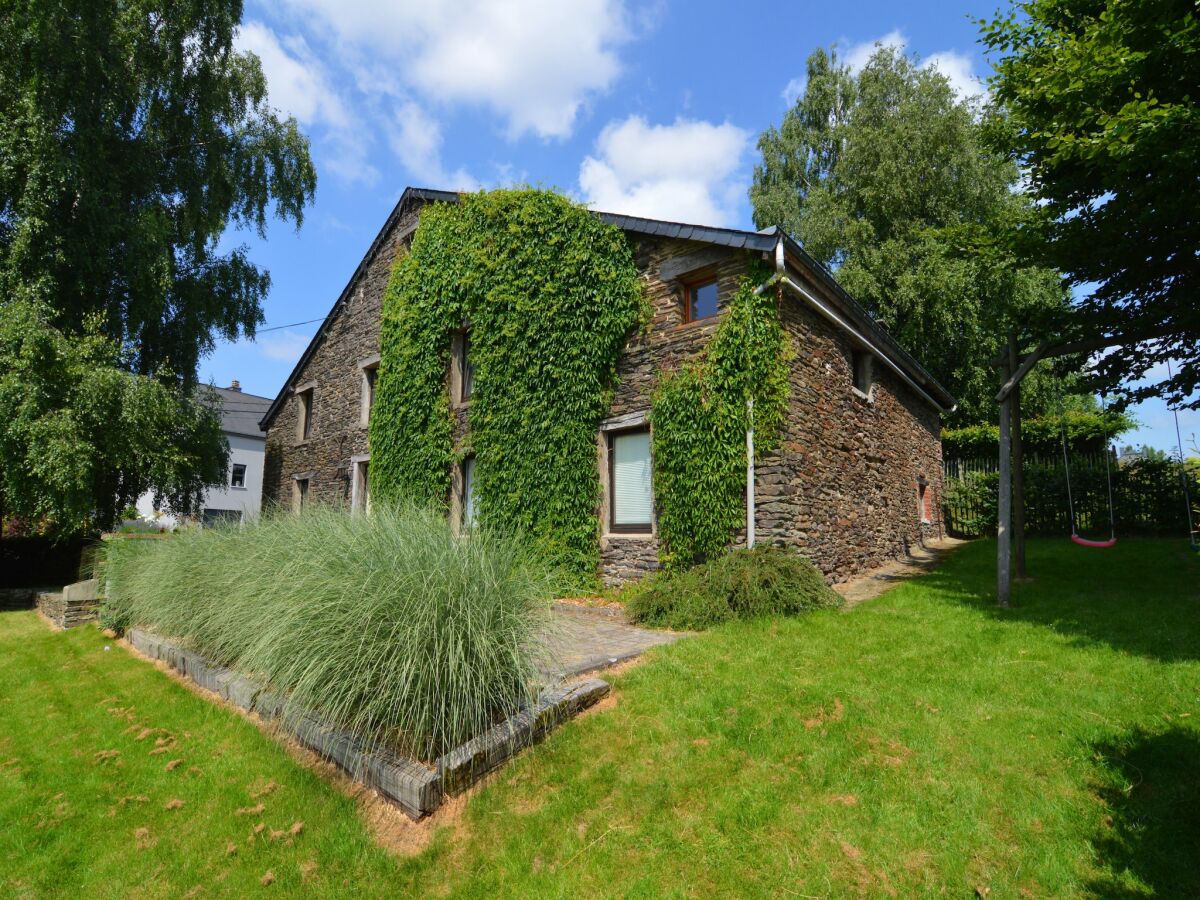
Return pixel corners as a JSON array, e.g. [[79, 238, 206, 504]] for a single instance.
[[102, 503, 559, 760], [624, 545, 842, 631]]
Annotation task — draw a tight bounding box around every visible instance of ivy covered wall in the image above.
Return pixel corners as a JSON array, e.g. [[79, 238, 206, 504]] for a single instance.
[[369, 190, 647, 578], [649, 267, 791, 570]]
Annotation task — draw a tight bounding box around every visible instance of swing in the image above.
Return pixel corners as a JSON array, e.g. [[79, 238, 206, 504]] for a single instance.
[[1060, 395, 1117, 548], [1167, 360, 1200, 552]]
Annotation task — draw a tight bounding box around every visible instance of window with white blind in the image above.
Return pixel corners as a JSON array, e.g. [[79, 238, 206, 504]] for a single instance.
[[609, 428, 653, 533]]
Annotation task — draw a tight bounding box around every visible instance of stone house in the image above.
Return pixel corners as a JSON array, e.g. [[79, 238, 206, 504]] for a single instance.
[[259, 187, 955, 584]]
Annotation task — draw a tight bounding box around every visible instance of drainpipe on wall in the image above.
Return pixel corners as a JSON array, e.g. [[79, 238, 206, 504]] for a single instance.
[[746, 396, 755, 549]]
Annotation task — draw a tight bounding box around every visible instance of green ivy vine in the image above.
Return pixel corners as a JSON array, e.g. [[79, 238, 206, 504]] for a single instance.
[[369, 189, 646, 579], [650, 265, 792, 571]]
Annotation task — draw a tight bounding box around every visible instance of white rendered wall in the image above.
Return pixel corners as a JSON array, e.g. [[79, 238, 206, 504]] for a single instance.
[[135, 433, 265, 526]]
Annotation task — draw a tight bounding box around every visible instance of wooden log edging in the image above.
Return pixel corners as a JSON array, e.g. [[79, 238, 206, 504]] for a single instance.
[[124, 628, 609, 818]]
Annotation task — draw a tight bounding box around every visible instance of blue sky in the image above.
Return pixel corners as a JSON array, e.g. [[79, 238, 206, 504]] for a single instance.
[[202, 0, 1196, 457]]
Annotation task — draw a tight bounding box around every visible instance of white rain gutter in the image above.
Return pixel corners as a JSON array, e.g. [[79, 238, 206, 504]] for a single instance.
[[755, 236, 957, 416]]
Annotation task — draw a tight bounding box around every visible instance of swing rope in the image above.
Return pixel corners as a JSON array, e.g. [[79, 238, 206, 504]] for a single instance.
[[1166, 359, 1198, 550], [1059, 389, 1117, 547]]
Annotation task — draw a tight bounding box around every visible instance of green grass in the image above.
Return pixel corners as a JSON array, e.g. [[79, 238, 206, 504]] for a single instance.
[[102, 503, 557, 759], [2, 538, 1198, 896]]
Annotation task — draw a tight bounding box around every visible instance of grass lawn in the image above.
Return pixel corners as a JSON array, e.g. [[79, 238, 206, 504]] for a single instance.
[[2, 538, 1198, 896]]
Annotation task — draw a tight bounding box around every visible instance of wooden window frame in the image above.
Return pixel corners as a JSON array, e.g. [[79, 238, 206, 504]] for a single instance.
[[350, 455, 370, 514], [607, 426, 653, 535], [293, 475, 310, 513], [230, 463, 247, 489], [680, 268, 720, 324]]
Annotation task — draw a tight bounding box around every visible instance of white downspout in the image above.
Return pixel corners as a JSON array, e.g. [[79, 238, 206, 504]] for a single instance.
[[746, 236, 786, 549], [746, 396, 755, 549]]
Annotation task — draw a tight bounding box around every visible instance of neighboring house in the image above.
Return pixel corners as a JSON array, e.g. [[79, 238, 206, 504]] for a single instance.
[[260, 187, 955, 584], [137, 383, 271, 527]]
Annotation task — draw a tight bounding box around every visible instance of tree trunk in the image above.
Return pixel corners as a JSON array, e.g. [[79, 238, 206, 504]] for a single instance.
[[1008, 332, 1026, 579], [997, 363, 1012, 608]]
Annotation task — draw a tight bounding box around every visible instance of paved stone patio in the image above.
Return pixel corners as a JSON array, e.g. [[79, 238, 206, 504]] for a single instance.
[[539, 603, 684, 679], [834, 536, 966, 608]]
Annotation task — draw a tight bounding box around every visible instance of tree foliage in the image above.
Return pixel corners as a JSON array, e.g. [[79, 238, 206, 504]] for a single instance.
[[0, 303, 227, 534], [981, 0, 1200, 408], [369, 190, 646, 581], [751, 46, 1072, 424], [0, 0, 315, 531], [943, 408, 1134, 458]]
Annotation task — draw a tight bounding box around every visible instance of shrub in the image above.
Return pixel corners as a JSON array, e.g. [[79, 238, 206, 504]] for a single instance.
[[102, 503, 559, 760], [624, 546, 842, 631]]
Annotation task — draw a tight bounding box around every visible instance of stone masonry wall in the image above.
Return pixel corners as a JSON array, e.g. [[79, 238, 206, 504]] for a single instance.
[[753, 279, 944, 583], [263, 196, 946, 587], [263, 202, 418, 507]]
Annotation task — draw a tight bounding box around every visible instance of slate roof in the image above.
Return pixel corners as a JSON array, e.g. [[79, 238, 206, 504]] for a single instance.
[[202, 386, 271, 439], [260, 186, 955, 427]]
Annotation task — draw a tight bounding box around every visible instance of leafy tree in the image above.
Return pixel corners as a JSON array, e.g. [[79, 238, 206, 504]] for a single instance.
[[0, 0, 315, 532], [981, 0, 1200, 408], [751, 46, 1071, 424], [0, 304, 227, 534]]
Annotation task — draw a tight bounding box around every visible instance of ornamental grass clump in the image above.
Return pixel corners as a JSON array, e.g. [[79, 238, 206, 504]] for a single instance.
[[103, 503, 559, 760], [624, 545, 842, 631]]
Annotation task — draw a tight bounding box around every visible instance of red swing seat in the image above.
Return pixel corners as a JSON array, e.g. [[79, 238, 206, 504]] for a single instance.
[[1071, 534, 1117, 549]]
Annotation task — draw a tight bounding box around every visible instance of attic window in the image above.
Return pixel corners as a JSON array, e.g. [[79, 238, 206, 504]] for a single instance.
[[297, 387, 314, 440], [851, 349, 873, 397], [359, 358, 379, 427], [682, 272, 719, 323]]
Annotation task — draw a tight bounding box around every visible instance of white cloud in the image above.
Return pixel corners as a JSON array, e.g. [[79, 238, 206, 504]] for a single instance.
[[237, 23, 346, 128], [843, 28, 907, 73], [925, 50, 985, 100], [781, 76, 807, 106], [277, 0, 633, 140], [259, 330, 312, 362], [387, 101, 480, 190], [236, 22, 378, 185], [781, 30, 984, 103], [579, 116, 750, 227]]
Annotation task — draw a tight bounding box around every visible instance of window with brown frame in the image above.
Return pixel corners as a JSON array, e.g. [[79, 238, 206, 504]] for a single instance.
[[681, 271, 719, 323], [608, 427, 653, 533]]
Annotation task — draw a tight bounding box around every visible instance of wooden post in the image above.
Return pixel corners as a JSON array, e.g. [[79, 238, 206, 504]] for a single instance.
[[1008, 332, 1026, 580], [997, 362, 1013, 608]]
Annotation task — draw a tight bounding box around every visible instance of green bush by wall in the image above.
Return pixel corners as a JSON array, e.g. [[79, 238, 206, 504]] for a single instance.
[[369, 189, 646, 579]]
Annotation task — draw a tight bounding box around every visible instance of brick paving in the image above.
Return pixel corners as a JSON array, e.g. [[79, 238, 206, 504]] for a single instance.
[[539, 603, 685, 679]]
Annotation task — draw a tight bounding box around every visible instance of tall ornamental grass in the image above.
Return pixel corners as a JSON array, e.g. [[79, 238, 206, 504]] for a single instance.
[[103, 503, 559, 760]]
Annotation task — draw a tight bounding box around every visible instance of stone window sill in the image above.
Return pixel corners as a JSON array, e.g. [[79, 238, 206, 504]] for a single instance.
[[850, 386, 875, 404], [604, 530, 655, 541]]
